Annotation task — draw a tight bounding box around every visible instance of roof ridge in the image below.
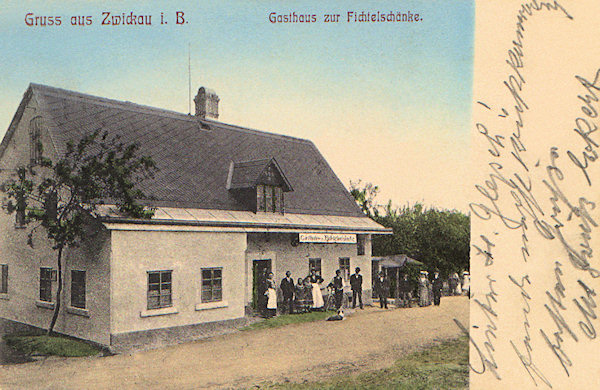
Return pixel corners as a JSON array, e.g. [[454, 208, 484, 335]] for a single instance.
[[30, 83, 314, 144], [30, 83, 196, 122]]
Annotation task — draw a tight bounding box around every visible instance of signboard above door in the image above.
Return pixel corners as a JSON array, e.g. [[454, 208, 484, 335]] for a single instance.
[[298, 233, 357, 244]]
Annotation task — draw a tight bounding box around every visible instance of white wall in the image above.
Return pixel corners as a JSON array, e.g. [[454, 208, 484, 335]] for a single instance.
[[0, 97, 111, 344], [110, 230, 247, 335]]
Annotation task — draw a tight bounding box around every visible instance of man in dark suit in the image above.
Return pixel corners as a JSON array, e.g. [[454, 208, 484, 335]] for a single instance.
[[374, 271, 389, 309], [350, 267, 363, 309], [328, 269, 344, 310], [398, 273, 412, 308], [280, 271, 295, 314]]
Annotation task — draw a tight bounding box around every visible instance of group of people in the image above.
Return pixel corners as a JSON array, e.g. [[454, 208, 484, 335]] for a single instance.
[[257, 267, 366, 317], [448, 271, 470, 296], [417, 271, 444, 307], [375, 270, 445, 308], [258, 267, 456, 318]]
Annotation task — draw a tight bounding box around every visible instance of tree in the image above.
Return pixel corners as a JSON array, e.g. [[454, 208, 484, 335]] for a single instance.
[[349, 180, 470, 278], [349, 180, 380, 218], [2, 130, 157, 334]]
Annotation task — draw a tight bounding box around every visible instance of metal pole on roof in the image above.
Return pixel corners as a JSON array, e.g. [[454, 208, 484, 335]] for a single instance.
[[188, 43, 191, 115]]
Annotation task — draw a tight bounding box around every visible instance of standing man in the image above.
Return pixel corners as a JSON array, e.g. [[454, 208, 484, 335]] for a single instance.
[[398, 273, 412, 308], [280, 271, 295, 314], [374, 271, 389, 309], [432, 271, 443, 306], [350, 267, 363, 309], [328, 269, 344, 310]]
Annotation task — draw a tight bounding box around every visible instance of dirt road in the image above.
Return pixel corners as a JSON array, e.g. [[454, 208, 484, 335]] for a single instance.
[[0, 296, 468, 389]]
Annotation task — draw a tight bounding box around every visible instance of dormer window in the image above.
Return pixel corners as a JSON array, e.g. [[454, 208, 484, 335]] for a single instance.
[[228, 157, 293, 214], [257, 184, 283, 213]]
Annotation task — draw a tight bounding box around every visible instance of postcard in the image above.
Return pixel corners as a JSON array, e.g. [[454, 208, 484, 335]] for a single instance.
[[0, 1, 476, 389]]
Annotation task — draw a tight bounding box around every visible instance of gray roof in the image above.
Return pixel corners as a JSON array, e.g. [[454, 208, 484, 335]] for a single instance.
[[1, 84, 366, 217]]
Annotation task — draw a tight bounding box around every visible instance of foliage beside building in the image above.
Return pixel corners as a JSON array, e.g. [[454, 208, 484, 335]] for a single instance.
[[350, 180, 470, 278]]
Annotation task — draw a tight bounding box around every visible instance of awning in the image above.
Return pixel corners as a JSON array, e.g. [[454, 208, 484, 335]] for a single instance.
[[372, 254, 423, 268]]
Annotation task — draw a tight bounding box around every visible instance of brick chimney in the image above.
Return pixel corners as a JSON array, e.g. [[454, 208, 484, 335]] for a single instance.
[[194, 87, 219, 119]]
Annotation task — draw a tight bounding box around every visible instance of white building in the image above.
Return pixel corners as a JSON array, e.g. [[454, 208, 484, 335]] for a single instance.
[[0, 84, 390, 349]]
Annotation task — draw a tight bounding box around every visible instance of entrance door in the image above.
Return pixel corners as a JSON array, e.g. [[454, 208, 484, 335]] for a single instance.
[[372, 260, 379, 298], [252, 259, 272, 310]]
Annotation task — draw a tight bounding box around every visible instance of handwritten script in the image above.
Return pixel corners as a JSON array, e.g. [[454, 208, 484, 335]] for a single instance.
[[469, 1, 600, 388]]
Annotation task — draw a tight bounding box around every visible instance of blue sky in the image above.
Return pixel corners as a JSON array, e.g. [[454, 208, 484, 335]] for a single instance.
[[0, 0, 474, 211]]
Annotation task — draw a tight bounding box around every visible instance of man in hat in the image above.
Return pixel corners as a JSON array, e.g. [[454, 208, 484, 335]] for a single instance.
[[374, 271, 389, 309], [432, 271, 443, 306], [398, 273, 412, 308], [328, 269, 344, 310], [280, 271, 295, 314], [350, 267, 363, 309]]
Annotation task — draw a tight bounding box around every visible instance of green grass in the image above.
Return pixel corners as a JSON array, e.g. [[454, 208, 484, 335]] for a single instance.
[[3, 333, 101, 357], [255, 336, 469, 390], [241, 310, 336, 331]]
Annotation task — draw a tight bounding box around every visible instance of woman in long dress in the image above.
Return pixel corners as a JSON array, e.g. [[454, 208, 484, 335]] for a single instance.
[[294, 278, 306, 313], [266, 272, 277, 317], [308, 269, 324, 310], [418, 271, 430, 307], [450, 272, 460, 296]]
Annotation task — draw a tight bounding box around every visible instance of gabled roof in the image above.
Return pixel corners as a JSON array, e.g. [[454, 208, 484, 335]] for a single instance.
[[228, 158, 293, 192], [1, 83, 367, 218]]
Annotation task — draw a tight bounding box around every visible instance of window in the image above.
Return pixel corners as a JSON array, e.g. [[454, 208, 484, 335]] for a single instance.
[[201, 268, 223, 303], [71, 270, 86, 309], [0, 265, 7, 294], [29, 117, 43, 165], [274, 186, 283, 212], [265, 186, 273, 212], [147, 270, 172, 309], [357, 235, 365, 256], [257, 184, 283, 213], [40, 267, 53, 302], [339, 258, 350, 281], [309, 258, 321, 276], [257, 184, 265, 211]]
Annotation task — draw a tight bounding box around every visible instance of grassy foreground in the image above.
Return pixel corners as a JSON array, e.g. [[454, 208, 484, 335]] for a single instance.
[[256, 336, 469, 390], [4, 333, 101, 357], [241, 310, 334, 331]]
